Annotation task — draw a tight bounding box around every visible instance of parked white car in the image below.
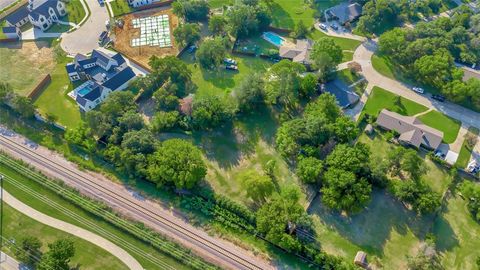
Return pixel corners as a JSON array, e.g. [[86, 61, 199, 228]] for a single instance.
[[412, 87, 424, 94], [319, 23, 328, 31], [467, 160, 478, 173]]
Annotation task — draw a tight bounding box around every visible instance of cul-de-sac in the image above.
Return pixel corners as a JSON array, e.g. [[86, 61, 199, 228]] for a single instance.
[[0, 0, 480, 269]]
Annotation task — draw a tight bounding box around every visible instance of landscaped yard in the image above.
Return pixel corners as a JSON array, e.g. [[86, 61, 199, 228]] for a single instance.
[[3, 204, 128, 270], [362, 86, 429, 117], [34, 54, 83, 127], [418, 110, 461, 144], [0, 41, 56, 96], [336, 68, 365, 95], [66, 0, 87, 24], [267, 0, 315, 30], [308, 29, 362, 51], [234, 35, 278, 56], [371, 54, 395, 79], [457, 127, 479, 168]]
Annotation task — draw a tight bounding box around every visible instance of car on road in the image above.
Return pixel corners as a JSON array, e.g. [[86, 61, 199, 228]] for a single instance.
[[319, 23, 328, 30], [412, 87, 424, 94], [431, 94, 446, 102]]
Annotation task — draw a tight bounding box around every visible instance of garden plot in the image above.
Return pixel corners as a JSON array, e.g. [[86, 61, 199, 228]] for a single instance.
[[131, 15, 171, 48]]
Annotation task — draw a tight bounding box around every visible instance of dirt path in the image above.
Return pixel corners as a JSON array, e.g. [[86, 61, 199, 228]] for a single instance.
[[2, 190, 143, 270]]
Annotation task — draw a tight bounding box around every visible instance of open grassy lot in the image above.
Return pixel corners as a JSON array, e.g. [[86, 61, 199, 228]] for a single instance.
[[0, 41, 56, 96], [3, 204, 128, 270], [418, 110, 461, 144], [308, 29, 362, 51], [267, 0, 315, 30], [362, 86, 429, 117], [66, 0, 87, 24], [208, 0, 233, 8], [0, 161, 193, 270], [372, 54, 395, 79], [235, 35, 278, 56], [433, 192, 480, 270], [180, 52, 272, 96], [34, 54, 83, 127]]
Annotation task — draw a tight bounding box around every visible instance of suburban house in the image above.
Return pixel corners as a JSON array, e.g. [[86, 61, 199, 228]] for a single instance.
[[127, 0, 160, 7], [327, 2, 362, 25], [279, 39, 314, 65], [321, 81, 359, 109], [1, 26, 21, 40], [4, 0, 67, 31], [66, 50, 137, 112], [376, 109, 444, 150]]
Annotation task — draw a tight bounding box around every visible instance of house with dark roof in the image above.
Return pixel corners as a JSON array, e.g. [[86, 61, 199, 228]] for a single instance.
[[1, 26, 21, 40], [127, 0, 161, 7], [376, 109, 444, 150], [322, 80, 359, 109], [279, 39, 314, 65], [327, 2, 362, 25], [66, 50, 137, 112], [4, 0, 67, 31]]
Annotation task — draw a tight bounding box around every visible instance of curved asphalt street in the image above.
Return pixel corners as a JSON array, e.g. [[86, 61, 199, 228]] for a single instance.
[[61, 0, 109, 55]]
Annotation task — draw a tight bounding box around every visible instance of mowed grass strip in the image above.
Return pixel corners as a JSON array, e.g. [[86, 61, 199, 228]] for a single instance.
[[267, 0, 315, 30], [308, 29, 362, 51], [371, 54, 395, 79], [456, 127, 480, 168], [418, 110, 461, 144], [362, 86, 428, 117], [3, 204, 129, 270]]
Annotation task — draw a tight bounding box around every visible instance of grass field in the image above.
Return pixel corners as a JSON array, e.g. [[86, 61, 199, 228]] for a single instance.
[[267, 0, 315, 30], [34, 54, 83, 127], [418, 110, 461, 144], [66, 0, 87, 24], [362, 86, 429, 117], [308, 29, 362, 51], [371, 54, 395, 79], [433, 193, 480, 270], [0, 161, 193, 270], [0, 41, 56, 96], [110, 0, 134, 17], [3, 204, 128, 269]]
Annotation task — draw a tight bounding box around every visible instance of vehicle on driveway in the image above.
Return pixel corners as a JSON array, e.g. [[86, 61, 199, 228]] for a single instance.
[[319, 23, 328, 30], [224, 58, 237, 65], [412, 87, 424, 94], [98, 31, 108, 43], [226, 64, 238, 71], [467, 160, 479, 173], [434, 150, 446, 159], [330, 24, 338, 30], [431, 94, 446, 102]]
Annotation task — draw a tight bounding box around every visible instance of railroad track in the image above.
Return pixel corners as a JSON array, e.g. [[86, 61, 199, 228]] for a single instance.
[[0, 135, 268, 270]]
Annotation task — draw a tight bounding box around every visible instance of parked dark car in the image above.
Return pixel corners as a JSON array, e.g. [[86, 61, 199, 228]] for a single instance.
[[431, 94, 446, 102], [99, 31, 108, 42]]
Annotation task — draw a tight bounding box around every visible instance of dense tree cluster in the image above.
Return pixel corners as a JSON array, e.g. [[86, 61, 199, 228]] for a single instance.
[[195, 37, 227, 69], [460, 181, 480, 221], [275, 93, 358, 161], [173, 23, 201, 47], [310, 37, 344, 81], [226, 2, 271, 38], [357, 0, 451, 34], [172, 0, 210, 21], [378, 10, 480, 109], [0, 82, 36, 118], [15, 237, 76, 270]]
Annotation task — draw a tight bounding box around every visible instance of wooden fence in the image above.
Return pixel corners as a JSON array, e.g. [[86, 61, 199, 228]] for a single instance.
[[27, 74, 51, 100]]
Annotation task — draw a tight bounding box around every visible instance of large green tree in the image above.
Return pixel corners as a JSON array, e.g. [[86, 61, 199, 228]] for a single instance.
[[37, 239, 75, 270], [172, 0, 209, 21], [296, 157, 323, 184], [263, 60, 305, 108], [196, 38, 227, 70], [310, 37, 343, 79], [173, 23, 201, 47], [15, 236, 42, 268], [232, 72, 265, 112], [191, 94, 235, 129], [147, 139, 207, 189], [240, 169, 275, 203]]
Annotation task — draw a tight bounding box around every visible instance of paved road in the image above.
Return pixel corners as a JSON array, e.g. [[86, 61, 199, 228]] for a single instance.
[[0, 133, 272, 270], [61, 0, 108, 54], [0, 0, 15, 11], [346, 40, 480, 130], [0, 252, 20, 270], [1, 189, 143, 270]]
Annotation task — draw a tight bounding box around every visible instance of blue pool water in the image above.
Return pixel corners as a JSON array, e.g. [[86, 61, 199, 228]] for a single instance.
[[77, 84, 93, 96], [262, 32, 285, 47]]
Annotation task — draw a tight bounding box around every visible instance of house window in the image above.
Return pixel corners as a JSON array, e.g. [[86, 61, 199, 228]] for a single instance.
[[43, 23, 48, 29]]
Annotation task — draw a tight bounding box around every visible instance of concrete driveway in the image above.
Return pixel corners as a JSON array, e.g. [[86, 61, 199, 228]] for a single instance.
[[61, 0, 109, 55], [0, 0, 16, 10]]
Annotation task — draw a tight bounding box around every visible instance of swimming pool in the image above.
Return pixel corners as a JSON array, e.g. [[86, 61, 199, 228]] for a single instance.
[[262, 31, 285, 47], [76, 81, 95, 97]]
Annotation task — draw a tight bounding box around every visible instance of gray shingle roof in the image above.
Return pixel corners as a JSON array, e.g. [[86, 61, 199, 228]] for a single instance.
[[5, 5, 29, 25]]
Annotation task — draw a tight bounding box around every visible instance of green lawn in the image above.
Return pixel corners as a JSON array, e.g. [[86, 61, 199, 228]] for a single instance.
[[235, 35, 278, 56], [3, 204, 128, 270], [362, 86, 429, 117], [308, 29, 362, 51], [0, 161, 193, 270], [336, 68, 365, 95], [342, 50, 354, 62], [34, 55, 83, 127], [45, 23, 72, 33], [432, 193, 480, 270], [66, 0, 87, 25], [371, 54, 395, 79], [110, 0, 134, 17], [267, 0, 315, 30], [180, 53, 272, 96], [418, 111, 461, 144], [457, 128, 479, 168], [208, 0, 233, 8]]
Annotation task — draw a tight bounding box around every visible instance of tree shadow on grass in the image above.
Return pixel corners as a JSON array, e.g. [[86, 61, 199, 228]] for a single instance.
[[267, 2, 295, 30], [200, 66, 237, 90], [308, 188, 433, 256]]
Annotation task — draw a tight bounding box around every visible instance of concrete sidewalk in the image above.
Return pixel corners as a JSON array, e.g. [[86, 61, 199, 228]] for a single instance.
[[2, 190, 143, 270]]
